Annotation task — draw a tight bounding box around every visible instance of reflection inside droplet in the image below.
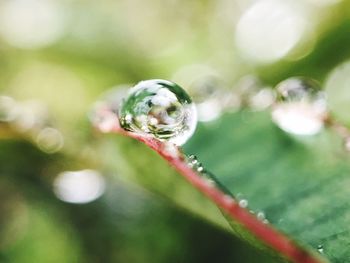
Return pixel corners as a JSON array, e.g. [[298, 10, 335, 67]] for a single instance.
[[53, 169, 106, 204]]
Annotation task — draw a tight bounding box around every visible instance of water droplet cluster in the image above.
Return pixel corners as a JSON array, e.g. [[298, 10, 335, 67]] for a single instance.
[[119, 79, 197, 146]]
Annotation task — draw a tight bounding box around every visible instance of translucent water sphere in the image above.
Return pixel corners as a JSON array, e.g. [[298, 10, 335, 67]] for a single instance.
[[119, 79, 197, 146], [272, 77, 327, 135]]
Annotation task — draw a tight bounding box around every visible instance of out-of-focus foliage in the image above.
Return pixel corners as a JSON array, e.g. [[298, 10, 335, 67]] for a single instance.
[[1, 0, 350, 262]]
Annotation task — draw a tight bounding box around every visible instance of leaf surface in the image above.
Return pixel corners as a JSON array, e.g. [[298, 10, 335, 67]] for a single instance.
[[103, 110, 350, 262]]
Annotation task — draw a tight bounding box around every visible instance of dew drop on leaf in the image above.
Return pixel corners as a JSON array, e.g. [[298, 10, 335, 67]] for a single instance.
[[119, 79, 197, 146], [256, 211, 266, 221], [317, 244, 324, 254], [187, 154, 205, 173], [271, 77, 327, 136], [239, 199, 249, 208]]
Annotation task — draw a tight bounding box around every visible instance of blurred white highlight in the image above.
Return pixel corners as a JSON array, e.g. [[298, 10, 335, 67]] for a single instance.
[[0, 0, 65, 49], [54, 170, 106, 204], [235, 0, 308, 63], [272, 102, 325, 135]]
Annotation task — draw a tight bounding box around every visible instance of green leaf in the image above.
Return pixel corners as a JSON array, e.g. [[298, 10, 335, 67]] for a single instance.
[[107, 110, 350, 262], [184, 111, 349, 263]]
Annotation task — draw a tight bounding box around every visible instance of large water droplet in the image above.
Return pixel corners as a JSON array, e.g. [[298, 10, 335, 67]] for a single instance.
[[119, 79, 197, 145], [272, 77, 327, 136]]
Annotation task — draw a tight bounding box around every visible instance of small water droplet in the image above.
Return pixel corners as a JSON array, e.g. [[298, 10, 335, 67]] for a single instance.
[[257, 211, 266, 221], [188, 154, 198, 164], [119, 79, 197, 146], [172, 64, 225, 122], [262, 219, 269, 224], [239, 199, 248, 208], [249, 88, 276, 111], [272, 77, 327, 136], [197, 166, 204, 172], [162, 142, 180, 159], [317, 244, 324, 254], [186, 154, 207, 174]]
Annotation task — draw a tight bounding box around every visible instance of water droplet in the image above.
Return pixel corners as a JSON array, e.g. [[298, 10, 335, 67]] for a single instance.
[[317, 244, 324, 254], [197, 166, 204, 172], [187, 154, 205, 172], [172, 64, 224, 122], [262, 219, 269, 224], [239, 199, 248, 208], [119, 79, 197, 146], [272, 77, 327, 135], [249, 88, 276, 111], [188, 154, 198, 164], [257, 211, 266, 221]]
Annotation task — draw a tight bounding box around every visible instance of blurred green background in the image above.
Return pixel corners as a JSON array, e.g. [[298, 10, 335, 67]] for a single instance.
[[1, 0, 350, 262]]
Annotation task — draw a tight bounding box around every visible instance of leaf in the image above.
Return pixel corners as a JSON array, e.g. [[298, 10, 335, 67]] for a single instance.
[[184, 111, 349, 263], [99, 110, 350, 263]]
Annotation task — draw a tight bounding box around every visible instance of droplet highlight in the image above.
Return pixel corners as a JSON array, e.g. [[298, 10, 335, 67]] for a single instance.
[[272, 77, 327, 135], [239, 199, 249, 208], [317, 244, 324, 254], [119, 79, 197, 145]]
